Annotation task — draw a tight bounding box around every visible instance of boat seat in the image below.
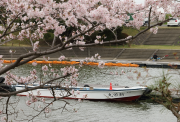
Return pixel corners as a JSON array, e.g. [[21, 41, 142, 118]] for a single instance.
[[79, 87, 94, 90], [89, 87, 94, 90]]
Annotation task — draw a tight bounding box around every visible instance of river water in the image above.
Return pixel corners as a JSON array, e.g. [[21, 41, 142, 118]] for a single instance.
[[1, 64, 179, 122]]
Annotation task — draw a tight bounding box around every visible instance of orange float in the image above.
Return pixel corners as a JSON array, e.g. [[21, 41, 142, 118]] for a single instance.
[[105, 62, 116, 66], [28, 61, 33, 63], [130, 64, 139, 67], [88, 62, 98, 65], [61, 61, 71, 65], [54, 61, 62, 64], [121, 64, 129, 67], [116, 63, 122, 66], [3, 60, 11, 63], [11, 60, 16, 63], [2, 60, 139, 67], [71, 61, 79, 65]]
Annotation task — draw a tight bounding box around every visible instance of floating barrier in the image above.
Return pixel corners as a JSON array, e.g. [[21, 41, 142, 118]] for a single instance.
[[71, 61, 79, 65], [3, 60, 11, 63], [105, 62, 117, 66], [87, 62, 99, 65], [3, 60, 139, 67]]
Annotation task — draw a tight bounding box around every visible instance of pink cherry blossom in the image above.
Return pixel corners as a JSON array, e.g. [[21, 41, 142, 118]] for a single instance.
[[78, 99, 81, 102], [42, 65, 48, 71], [30, 69, 37, 75], [42, 98, 45, 103], [43, 56, 50, 61], [94, 39, 99, 44], [44, 107, 50, 113], [95, 53, 99, 58], [71, 89, 74, 95], [76, 90, 80, 95], [37, 90, 41, 96], [32, 61, 37, 66], [51, 68, 55, 72], [26, 93, 30, 98], [9, 50, 12, 53], [76, 40, 86, 51], [83, 94, 88, 99], [26, 100, 31, 106], [33, 41, 39, 52], [31, 96, 38, 103], [150, 26, 158, 34], [1, 116, 6, 122], [96, 36, 101, 39], [58, 56, 66, 61], [54, 25, 66, 36], [98, 61, 105, 68]]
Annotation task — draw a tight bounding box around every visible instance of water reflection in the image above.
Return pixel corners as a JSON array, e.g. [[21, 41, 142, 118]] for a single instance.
[[9, 64, 172, 86], [0, 91, 176, 122], [1, 64, 179, 122]]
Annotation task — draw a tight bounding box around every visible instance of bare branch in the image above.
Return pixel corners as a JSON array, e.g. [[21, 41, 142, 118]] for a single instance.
[[6, 96, 11, 122]]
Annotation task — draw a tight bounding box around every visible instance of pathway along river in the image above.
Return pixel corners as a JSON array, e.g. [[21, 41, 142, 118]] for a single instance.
[[1, 64, 179, 122]]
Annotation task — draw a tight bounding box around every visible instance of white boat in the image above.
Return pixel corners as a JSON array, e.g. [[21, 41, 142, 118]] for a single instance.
[[14, 83, 147, 102]]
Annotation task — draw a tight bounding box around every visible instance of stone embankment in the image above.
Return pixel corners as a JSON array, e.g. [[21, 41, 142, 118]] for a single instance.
[[1, 46, 180, 68], [1, 28, 180, 68], [143, 28, 180, 45], [133, 28, 180, 45], [0, 46, 180, 61]]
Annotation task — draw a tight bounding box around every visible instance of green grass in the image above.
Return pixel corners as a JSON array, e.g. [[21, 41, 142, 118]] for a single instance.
[[1, 26, 180, 50], [107, 44, 180, 50], [158, 26, 180, 29], [122, 26, 180, 37], [1, 39, 32, 47], [122, 26, 147, 36]]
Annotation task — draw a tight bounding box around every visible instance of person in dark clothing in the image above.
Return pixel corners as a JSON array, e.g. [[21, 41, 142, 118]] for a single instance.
[[153, 53, 158, 61]]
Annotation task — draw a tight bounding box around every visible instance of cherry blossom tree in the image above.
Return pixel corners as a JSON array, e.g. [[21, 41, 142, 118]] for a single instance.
[[0, 0, 180, 121]]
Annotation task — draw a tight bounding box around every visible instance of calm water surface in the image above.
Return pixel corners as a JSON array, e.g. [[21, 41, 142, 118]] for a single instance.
[[1, 64, 179, 122]]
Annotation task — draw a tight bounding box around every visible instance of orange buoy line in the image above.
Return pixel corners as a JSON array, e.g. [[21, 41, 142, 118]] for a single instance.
[[3, 60, 139, 67]]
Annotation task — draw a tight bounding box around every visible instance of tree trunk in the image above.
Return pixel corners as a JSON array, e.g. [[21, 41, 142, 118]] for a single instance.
[[178, 117, 180, 122]]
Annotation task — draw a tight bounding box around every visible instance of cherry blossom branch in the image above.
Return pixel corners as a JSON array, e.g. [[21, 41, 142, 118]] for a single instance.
[[29, 37, 34, 48], [0, 18, 5, 27], [63, 23, 101, 46], [5, 96, 11, 122], [0, 19, 172, 76], [28, 97, 71, 121], [0, 38, 18, 45], [83, 16, 95, 26], [1, 13, 22, 38], [0, 22, 43, 39], [45, 23, 101, 51], [51, 35, 56, 48], [106, 27, 118, 41], [148, 6, 152, 28]]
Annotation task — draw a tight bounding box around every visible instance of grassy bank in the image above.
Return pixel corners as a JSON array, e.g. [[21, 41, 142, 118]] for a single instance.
[[106, 44, 180, 50], [122, 26, 147, 36], [2, 26, 180, 50], [1, 40, 31, 47], [121, 26, 180, 36]]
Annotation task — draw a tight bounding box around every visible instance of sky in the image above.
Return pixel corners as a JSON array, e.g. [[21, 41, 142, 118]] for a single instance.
[[134, 0, 144, 5]]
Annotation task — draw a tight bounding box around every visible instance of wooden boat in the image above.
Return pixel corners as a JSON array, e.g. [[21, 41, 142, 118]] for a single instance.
[[14, 83, 147, 102]]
